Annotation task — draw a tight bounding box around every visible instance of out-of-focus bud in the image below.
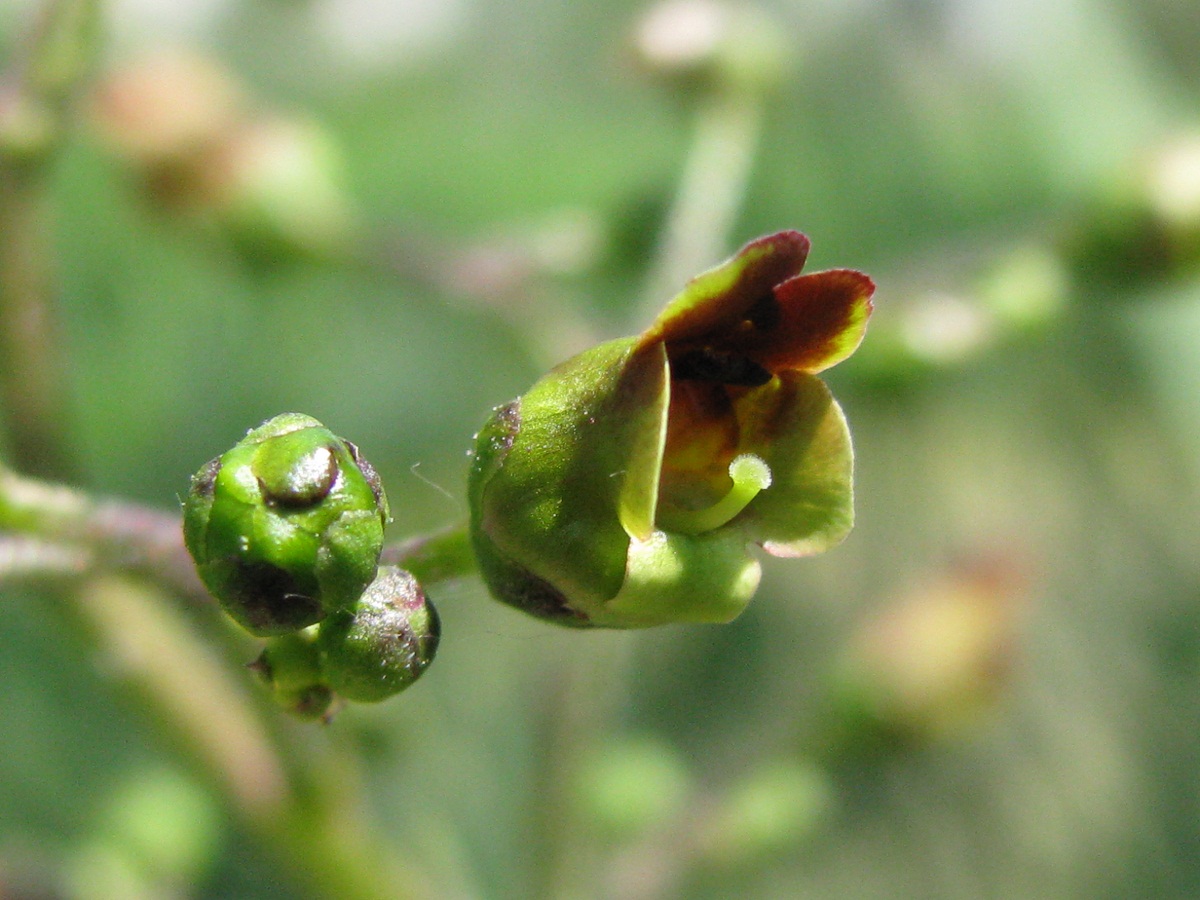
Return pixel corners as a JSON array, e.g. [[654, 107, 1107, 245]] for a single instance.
[[696, 758, 832, 867], [575, 735, 692, 837], [1065, 132, 1200, 289], [316, 566, 440, 702], [90, 52, 358, 263], [196, 116, 358, 262], [469, 231, 873, 628], [0, 86, 59, 163], [90, 52, 243, 171], [632, 0, 788, 95], [251, 629, 334, 720], [829, 556, 1027, 747], [64, 767, 222, 900], [183, 413, 389, 636]]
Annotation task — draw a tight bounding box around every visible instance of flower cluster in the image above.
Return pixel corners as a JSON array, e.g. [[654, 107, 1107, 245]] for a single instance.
[[183, 414, 438, 715]]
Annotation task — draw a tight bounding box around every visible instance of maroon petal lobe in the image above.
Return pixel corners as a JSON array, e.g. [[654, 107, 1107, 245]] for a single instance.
[[640, 231, 811, 350], [735, 269, 875, 374]]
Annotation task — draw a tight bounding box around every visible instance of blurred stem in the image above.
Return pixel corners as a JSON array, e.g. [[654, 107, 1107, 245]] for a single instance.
[[0, 532, 91, 581], [74, 575, 432, 900], [640, 87, 765, 323], [0, 466, 208, 602], [0, 0, 103, 477], [0, 467, 476, 599], [532, 635, 636, 900]]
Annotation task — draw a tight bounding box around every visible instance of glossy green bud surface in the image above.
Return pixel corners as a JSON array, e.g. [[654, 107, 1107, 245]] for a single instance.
[[317, 566, 440, 702], [469, 232, 874, 628], [251, 630, 334, 720], [183, 413, 389, 636]]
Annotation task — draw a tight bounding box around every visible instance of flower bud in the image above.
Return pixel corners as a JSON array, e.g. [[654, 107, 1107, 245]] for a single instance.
[[316, 566, 440, 702], [183, 413, 389, 636], [90, 52, 243, 171], [829, 556, 1026, 746], [250, 630, 333, 720], [633, 0, 788, 95], [1065, 132, 1200, 288], [469, 232, 874, 627], [198, 117, 358, 263]]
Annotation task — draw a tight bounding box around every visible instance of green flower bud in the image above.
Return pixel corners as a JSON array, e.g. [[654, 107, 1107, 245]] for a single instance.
[[183, 413, 389, 636], [469, 232, 874, 628], [250, 629, 333, 720], [316, 566, 440, 703]]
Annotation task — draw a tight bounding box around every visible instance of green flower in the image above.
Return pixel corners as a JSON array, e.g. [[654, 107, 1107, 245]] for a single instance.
[[469, 231, 874, 628], [183, 413, 389, 636]]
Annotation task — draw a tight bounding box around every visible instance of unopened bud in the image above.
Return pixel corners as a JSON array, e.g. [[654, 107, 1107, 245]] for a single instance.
[[183, 413, 389, 636], [317, 566, 440, 702], [250, 630, 333, 720], [633, 1, 788, 95]]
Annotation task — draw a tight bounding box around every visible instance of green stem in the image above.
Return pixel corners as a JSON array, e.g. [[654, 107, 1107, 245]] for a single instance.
[[639, 86, 766, 324], [382, 523, 476, 585], [0, 466, 208, 602], [0, 0, 104, 477], [0, 467, 477, 599], [75, 575, 432, 900]]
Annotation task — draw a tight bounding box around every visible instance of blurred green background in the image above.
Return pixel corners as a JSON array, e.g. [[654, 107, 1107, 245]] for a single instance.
[[3, 0, 1200, 897]]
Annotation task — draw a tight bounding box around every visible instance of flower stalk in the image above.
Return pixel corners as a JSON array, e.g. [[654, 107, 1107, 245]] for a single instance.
[[0, 0, 103, 477]]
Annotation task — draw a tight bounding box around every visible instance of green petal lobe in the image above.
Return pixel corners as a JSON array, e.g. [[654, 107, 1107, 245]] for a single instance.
[[735, 371, 854, 556]]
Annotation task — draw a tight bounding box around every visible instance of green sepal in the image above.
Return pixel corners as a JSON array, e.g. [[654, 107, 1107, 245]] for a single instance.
[[469, 338, 669, 624]]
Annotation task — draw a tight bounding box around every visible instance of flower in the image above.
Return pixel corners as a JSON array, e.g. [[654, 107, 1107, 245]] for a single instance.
[[469, 231, 874, 628]]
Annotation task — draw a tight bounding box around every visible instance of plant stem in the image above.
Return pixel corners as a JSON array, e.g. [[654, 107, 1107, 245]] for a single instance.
[[0, 467, 477, 600], [0, 466, 208, 602], [0, 532, 91, 580], [382, 523, 476, 585], [639, 86, 766, 324], [75, 574, 433, 900], [0, 0, 103, 477]]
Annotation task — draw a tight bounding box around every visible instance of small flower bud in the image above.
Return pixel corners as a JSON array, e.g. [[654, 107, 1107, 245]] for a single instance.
[[183, 413, 389, 636], [696, 758, 832, 866], [250, 630, 333, 720], [89, 52, 243, 170], [198, 117, 358, 263], [1065, 132, 1200, 288], [316, 566, 440, 702], [830, 556, 1027, 747]]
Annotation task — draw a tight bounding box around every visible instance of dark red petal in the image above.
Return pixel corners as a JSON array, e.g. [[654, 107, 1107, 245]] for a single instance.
[[640, 231, 811, 349], [736, 269, 875, 374]]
